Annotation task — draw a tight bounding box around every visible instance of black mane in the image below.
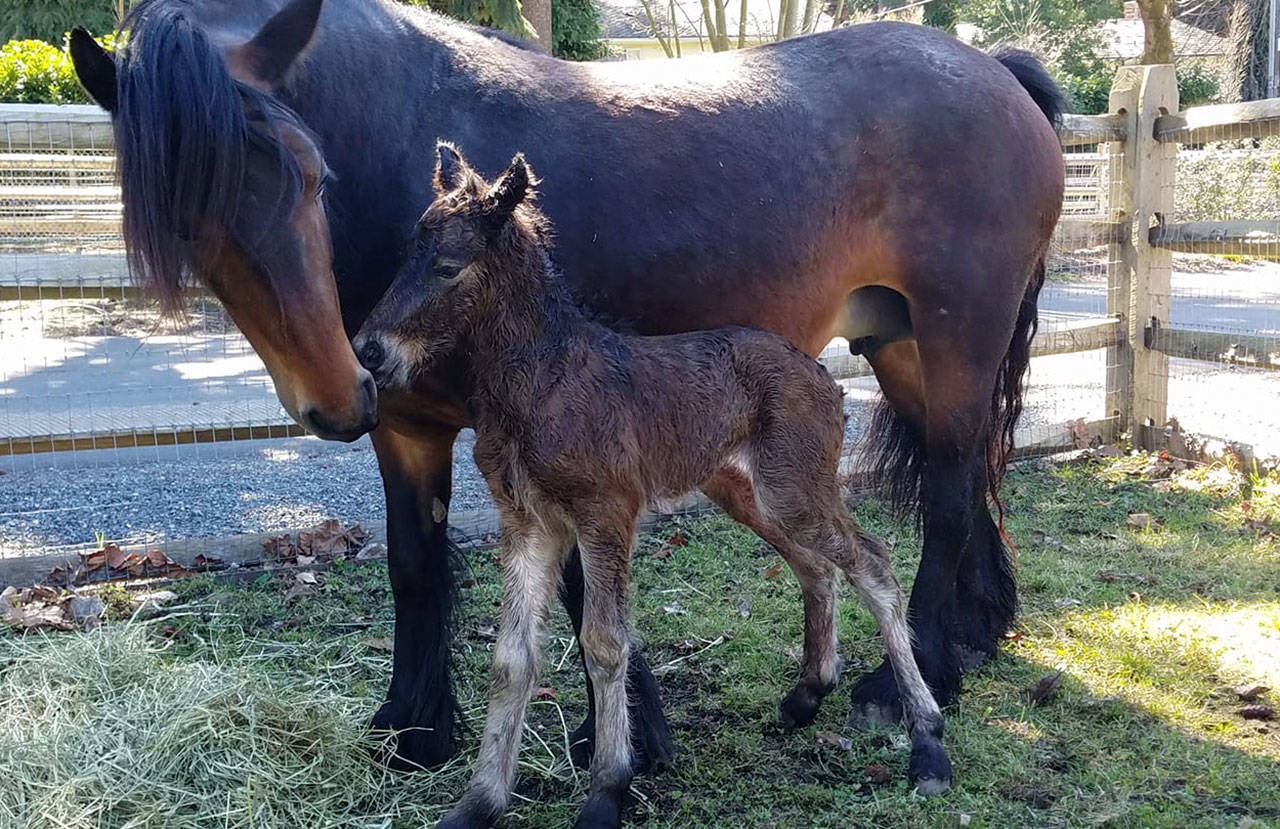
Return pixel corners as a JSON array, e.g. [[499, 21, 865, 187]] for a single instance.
[[115, 0, 306, 310]]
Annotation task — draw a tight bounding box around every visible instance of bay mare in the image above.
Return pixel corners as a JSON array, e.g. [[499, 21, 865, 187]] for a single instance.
[[70, 0, 1064, 775]]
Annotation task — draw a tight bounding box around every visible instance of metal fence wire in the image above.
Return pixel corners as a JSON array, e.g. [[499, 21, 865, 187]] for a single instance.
[[0, 104, 298, 471]]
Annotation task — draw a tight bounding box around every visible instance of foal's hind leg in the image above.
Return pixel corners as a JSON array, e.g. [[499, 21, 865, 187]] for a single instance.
[[704, 468, 841, 729], [835, 521, 951, 794]]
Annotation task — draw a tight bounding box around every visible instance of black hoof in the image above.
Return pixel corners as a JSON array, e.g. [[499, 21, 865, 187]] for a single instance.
[[368, 700, 458, 771], [573, 794, 625, 829], [908, 738, 954, 796], [779, 683, 824, 730], [847, 662, 904, 728]]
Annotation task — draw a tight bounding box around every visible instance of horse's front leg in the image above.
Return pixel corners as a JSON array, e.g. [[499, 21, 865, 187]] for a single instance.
[[368, 423, 464, 769], [561, 545, 675, 773], [439, 511, 569, 829]]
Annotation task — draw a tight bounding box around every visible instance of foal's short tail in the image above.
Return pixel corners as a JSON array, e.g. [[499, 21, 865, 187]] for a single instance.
[[991, 47, 1066, 129]]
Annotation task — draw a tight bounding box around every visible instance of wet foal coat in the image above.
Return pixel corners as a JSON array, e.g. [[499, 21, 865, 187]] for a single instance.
[[355, 146, 952, 828]]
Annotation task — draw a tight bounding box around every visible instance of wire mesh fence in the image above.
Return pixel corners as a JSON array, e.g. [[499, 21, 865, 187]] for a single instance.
[[0, 104, 298, 473]]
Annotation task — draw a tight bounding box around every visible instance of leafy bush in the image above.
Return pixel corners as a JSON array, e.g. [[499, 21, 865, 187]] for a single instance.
[[1177, 63, 1220, 107], [0, 38, 90, 104], [1060, 61, 1223, 115], [552, 0, 606, 60], [0, 0, 116, 46]]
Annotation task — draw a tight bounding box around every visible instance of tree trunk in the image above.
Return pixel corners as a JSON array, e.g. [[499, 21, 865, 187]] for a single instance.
[[781, 0, 800, 38], [1227, 0, 1270, 99], [525, 0, 552, 51], [1136, 0, 1175, 64], [738, 0, 748, 47], [801, 0, 819, 34]]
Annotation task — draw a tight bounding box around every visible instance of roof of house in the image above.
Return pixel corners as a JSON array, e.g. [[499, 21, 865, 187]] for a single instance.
[[596, 0, 833, 41]]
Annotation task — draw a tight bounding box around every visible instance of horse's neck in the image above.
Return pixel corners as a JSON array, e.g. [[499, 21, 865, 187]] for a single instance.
[[468, 256, 590, 424]]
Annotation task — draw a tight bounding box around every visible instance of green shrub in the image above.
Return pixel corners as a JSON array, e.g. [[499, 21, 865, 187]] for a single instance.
[[0, 38, 87, 104], [1177, 63, 1220, 107], [0, 0, 116, 46], [552, 0, 606, 60]]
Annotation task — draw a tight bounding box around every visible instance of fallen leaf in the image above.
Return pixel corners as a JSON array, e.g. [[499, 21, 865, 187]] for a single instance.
[[355, 542, 386, 561], [1235, 684, 1270, 702], [365, 636, 394, 652], [863, 762, 891, 785], [666, 531, 689, 548], [650, 546, 671, 559], [1238, 704, 1275, 721], [146, 548, 173, 569], [82, 550, 107, 571], [460, 578, 477, 588], [532, 687, 557, 701], [283, 582, 315, 606], [1027, 671, 1064, 705], [763, 561, 784, 580], [295, 571, 319, 586], [105, 544, 127, 570], [192, 553, 224, 569], [815, 730, 852, 750], [662, 602, 687, 615]]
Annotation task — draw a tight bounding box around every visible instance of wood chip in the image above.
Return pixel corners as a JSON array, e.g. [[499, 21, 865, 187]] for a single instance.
[[1237, 704, 1275, 721]]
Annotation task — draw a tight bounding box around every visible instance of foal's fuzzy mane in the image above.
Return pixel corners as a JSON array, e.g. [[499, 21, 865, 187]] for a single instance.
[[114, 0, 309, 311]]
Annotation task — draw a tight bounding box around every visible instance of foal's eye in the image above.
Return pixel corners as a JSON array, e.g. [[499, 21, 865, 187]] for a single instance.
[[432, 256, 465, 282]]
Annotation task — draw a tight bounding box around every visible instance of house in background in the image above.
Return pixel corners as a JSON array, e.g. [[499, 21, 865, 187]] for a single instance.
[[1097, 2, 1230, 65], [597, 0, 833, 59]]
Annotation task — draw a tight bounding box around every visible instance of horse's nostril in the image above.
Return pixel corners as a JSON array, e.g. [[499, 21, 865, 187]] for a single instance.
[[358, 338, 385, 372]]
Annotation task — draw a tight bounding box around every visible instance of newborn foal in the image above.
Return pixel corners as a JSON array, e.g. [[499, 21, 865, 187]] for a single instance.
[[354, 144, 951, 829]]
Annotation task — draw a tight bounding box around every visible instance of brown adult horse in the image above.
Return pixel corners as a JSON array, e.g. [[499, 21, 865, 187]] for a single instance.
[[70, 0, 1064, 776]]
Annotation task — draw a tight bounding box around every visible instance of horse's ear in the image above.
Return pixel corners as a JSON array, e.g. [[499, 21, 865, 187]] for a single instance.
[[235, 0, 324, 89], [435, 142, 468, 193], [484, 154, 531, 226], [69, 28, 117, 113]]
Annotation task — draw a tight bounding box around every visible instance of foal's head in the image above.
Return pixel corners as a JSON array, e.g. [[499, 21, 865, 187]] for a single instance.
[[354, 143, 539, 389]]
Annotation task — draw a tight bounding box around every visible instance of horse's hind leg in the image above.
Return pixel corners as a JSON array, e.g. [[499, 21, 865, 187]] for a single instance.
[[704, 466, 841, 729], [835, 521, 951, 794]]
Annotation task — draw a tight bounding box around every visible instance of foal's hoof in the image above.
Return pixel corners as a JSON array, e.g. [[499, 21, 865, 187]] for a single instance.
[[908, 739, 954, 797], [779, 684, 824, 730], [368, 701, 457, 771]]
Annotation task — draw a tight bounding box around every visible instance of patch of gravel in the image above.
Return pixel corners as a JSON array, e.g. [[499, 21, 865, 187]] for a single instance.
[[0, 431, 489, 555], [0, 396, 874, 558]]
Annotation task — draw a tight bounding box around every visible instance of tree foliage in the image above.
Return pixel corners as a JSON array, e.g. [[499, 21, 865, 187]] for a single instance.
[[416, 0, 532, 38], [552, 0, 606, 59], [0, 0, 116, 45]]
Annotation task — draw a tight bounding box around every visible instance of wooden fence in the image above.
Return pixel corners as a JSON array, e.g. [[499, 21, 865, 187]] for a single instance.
[[1061, 66, 1280, 452]]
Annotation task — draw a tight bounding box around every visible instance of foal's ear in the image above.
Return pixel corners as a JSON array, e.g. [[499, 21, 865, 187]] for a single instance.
[[483, 154, 531, 227], [435, 142, 469, 193], [233, 0, 324, 90], [69, 28, 117, 113]]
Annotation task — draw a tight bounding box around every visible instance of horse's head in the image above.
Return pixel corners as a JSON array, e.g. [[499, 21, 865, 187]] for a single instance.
[[69, 0, 377, 441], [354, 143, 533, 390]]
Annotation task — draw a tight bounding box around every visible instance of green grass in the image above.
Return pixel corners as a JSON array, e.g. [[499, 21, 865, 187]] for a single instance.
[[1, 459, 1278, 827]]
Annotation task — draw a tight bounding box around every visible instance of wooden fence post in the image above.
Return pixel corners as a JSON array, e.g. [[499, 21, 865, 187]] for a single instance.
[[1105, 64, 1177, 449]]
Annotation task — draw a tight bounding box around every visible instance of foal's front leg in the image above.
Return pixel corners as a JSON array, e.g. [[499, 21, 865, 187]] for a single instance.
[[438, 514, 567, 829], [573, 522, 638, 829]]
